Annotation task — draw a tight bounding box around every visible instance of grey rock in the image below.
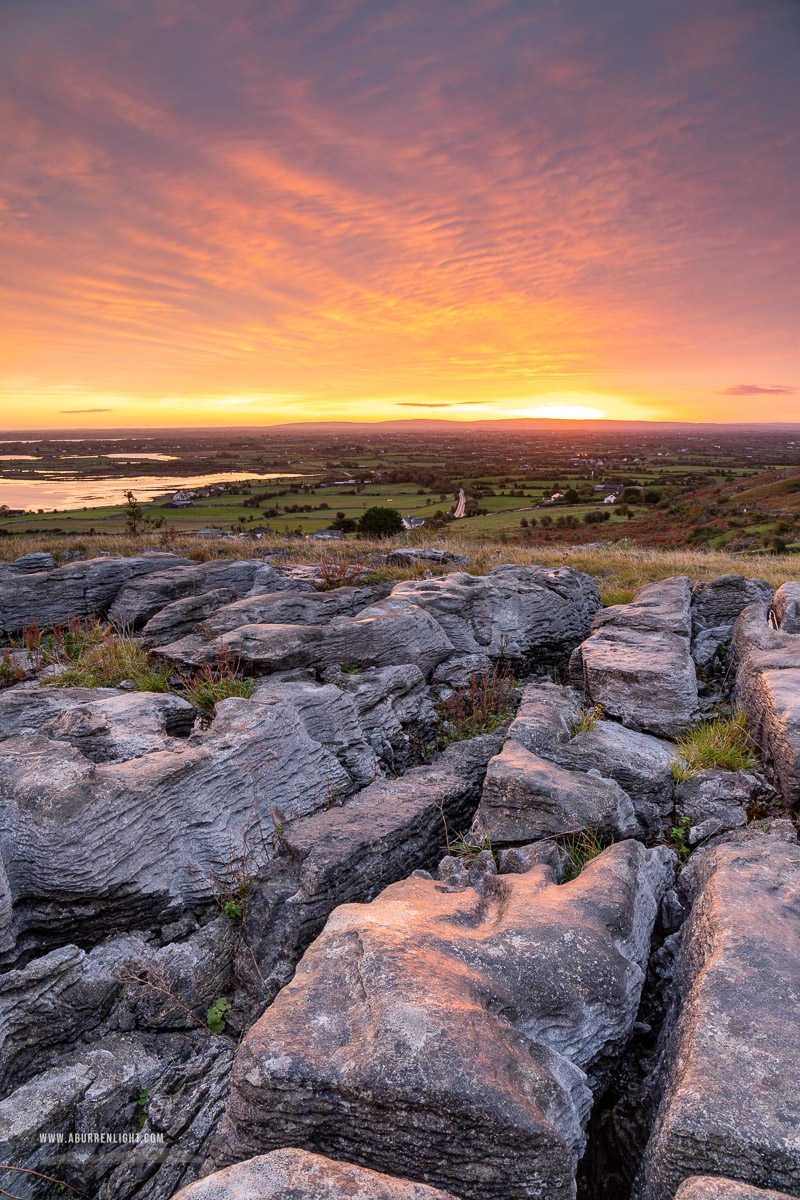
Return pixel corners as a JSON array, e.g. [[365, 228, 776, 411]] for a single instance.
[[235, 734, 501, 1005], [211, 840, 675, 1200], [319, 663, 436, 768], [691, 624, 733, 670], [506, 682, 675, 829], [174, 1149, 458, 1200], [571, 627, 698, 739], [38, 692, 196, 762], [472, 741, 639, 845], [385, 548, 472, 567], [436, 855, 470, 889], [691, 575, 774, 633], [497, 840, 565, 879], [772, 581, 800, 634], [0, 686, 126, 734], [762, 816, 797, 842], [593, 577, 693, 638], [0, 554, 193, 635], [466, 847, 497, 892], [7, 552, 56, 574], [675, 1178, 800, 1200], [157, 565, 599, 682], [0, 1035, 165, 1198], [156, 601, 455, 679], [0, 691, 383, 963], [674, 769, 757, 838], [140, 589, 236, 646], [102, 1040, 235, 1200], [634, 833, 800, 1200], [732, 601, 800, 804], [571, 578, 699, 737], [107, 561, 271, 630]]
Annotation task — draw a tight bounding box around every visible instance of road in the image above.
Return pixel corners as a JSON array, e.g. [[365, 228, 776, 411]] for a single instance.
[[453, 487, 466, 518]]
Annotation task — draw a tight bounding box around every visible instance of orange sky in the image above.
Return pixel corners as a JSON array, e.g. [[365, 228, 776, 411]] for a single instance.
[[0, 0, 798, 430]]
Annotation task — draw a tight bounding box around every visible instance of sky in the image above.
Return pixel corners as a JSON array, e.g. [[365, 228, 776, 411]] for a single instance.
[[0, 0, 798, 430]]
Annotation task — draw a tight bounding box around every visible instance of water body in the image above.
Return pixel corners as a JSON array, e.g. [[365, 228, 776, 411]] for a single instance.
[[0, 472, 308, 511]]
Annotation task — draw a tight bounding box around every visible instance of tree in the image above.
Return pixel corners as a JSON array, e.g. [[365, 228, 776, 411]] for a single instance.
[[329, 510, 357, 533], [357, 505, 404, 538], [123, 490, 163, 535]]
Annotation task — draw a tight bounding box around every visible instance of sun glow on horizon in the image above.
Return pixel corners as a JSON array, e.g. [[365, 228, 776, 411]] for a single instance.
[[518, 404, 609, 420]]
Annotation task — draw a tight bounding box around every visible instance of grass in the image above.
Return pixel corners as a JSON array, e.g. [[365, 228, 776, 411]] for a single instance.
[[569, 703, 604, 737], [1, 532, 798, 597], [671, 710, 758, 780], [559, 828, 605, 882], [41, 622, 173, 691], [446, 828, 496, 867], [179, 657, 256, 711], [435, 662, 518, 748]]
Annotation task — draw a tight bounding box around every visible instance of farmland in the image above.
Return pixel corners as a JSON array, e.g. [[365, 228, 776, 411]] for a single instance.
[[1, 421, 800, 553]]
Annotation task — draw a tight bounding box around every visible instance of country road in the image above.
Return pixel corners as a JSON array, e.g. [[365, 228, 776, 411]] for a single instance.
[[454, 487, 466, 518]]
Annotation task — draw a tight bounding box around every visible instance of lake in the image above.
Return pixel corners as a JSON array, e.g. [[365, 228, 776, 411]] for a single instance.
[[0, 472, 309, 511]]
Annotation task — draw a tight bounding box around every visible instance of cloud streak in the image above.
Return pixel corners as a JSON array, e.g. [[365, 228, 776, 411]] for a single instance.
[[716, 384, 796, 396]]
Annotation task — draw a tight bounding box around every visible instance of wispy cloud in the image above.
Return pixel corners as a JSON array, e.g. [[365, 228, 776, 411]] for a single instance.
[[716, 384, 796, 396], [59, 407, 114, 413]]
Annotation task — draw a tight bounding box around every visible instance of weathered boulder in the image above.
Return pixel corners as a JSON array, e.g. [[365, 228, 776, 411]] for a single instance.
[[675, 1178, 800, 1200], [674, 769, 758, 843], [505, 682, 675, 833], [140, 588, 237, 646], [0, 685, 125, 733], [156, 601, 455, 678], [5, 552, 56, 574], [174, 1150, 458, 1200], [199, 583, 391, 635], [772, 582, 800, 634], [732, 601, 800, 805], [593, 577, 693, 638], [391, 564, 601, 667], [385, 548, 472, 567], [471, 741, 638, 844], [689, 576, 774, 670], [211, 840, 675, 1199], [0, 554, 193, 635], [38, 692, 196, 762], [691, 575, 774, 634], [570, 578, 698, 738], [156, 565, 600, 682], [108, 560, 303, 630], [634, 833, 800, 1200], [0, 691, 380, 963], [236, 733, 501, 1004]]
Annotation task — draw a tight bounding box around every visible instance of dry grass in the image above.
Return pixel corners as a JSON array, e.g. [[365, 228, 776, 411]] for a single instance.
[[2, 532, 796, 601], [671, 710, 758, 780], [435, 662, 518, 748]]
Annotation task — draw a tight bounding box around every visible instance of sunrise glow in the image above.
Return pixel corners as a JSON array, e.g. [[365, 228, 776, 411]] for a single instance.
[[0, 1, 798, 430]]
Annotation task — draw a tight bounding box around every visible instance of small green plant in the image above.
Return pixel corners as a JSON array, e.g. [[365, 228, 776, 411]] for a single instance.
[[124, 489, 164, 535], [670, 710, 758, 780], [671, 814, 692, 862], [569, 704, 604, 737], [340, 662, 363, 675], [206, 996, 233, 1035], [560, 828, 605, 882], [136, 1086, 151, 1129], [0, 649, 24, 688], [180, 656, 255, 711]]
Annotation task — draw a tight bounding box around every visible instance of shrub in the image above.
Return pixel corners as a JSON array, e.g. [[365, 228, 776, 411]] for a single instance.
[[435, 663, 517, 748], [357, 506, 404, 537], [317, 557, 363, 589], [671, 710, 757, 779]]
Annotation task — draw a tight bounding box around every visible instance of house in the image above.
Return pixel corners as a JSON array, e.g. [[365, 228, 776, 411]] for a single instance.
[[402, 516, 425, 530], [603, 493, 619, 505], [170, 491, 195, 506], [308, 529, 344, 540]]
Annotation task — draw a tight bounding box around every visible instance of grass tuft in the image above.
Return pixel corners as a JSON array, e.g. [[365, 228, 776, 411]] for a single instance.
[[569, 703, 604, 737], [670, 710, 758, 780], [179, 654, 255, 711], [42, 622, 172, 691], [559, 828, 605, 882]]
